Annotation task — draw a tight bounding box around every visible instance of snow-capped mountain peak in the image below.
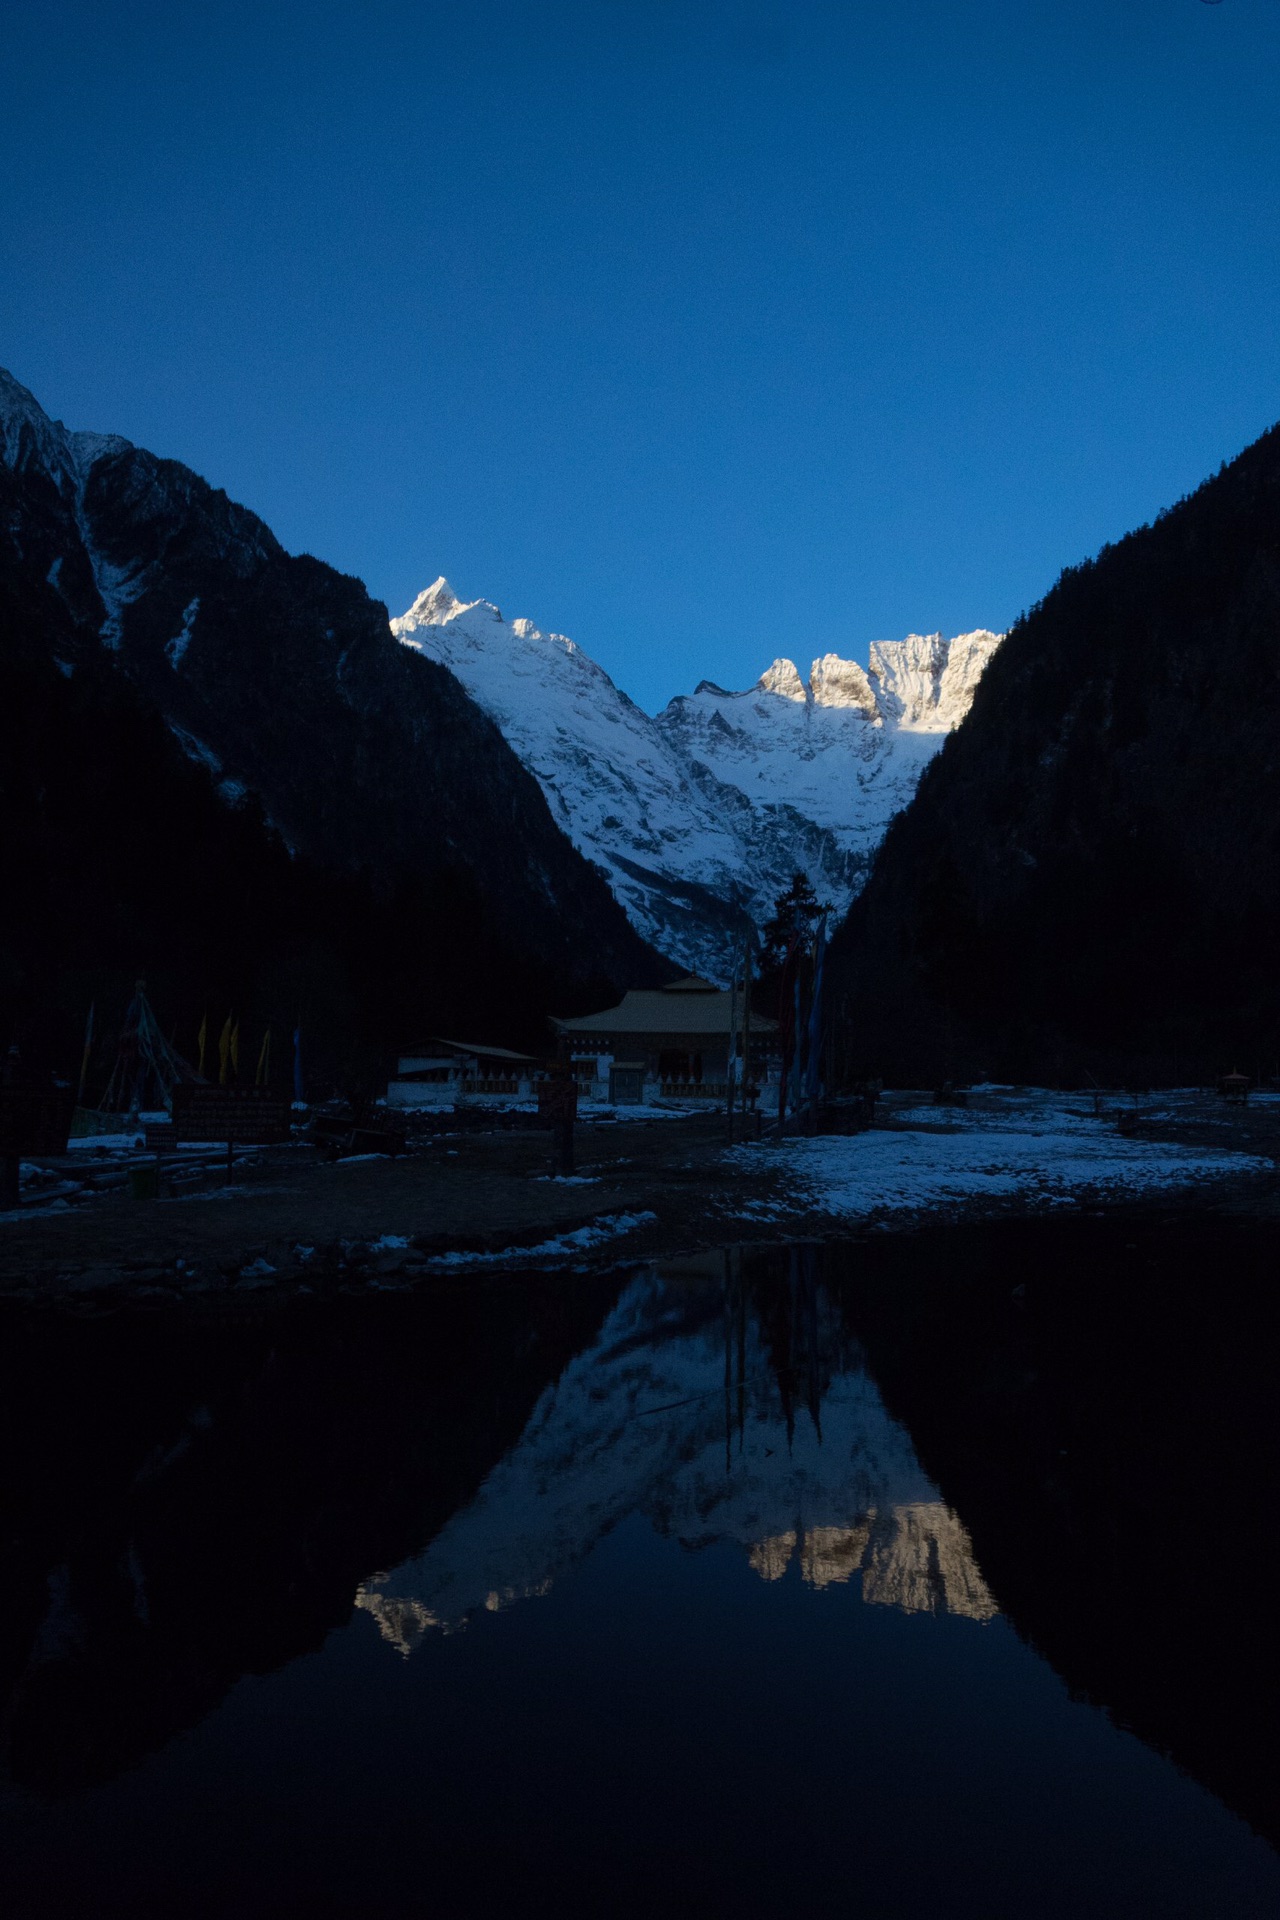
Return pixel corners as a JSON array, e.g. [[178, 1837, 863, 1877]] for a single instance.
[[810, 651, 878, 713], [399, 575, 495, 627], [868, 629, 1000, 732], [758, 657, 808, 702], [394, 577, 1002, 977]]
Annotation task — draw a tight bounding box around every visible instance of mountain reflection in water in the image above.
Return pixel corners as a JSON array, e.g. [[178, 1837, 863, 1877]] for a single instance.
[[2, 1222, 1279, 1919], [356, 1266, 995, 1653]]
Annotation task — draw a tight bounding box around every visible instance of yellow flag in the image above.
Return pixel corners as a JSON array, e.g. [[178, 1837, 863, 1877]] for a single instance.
[[197, 1012, 208, 1078], [230, 1021, 240, 1079], [218, 1015, 232, 1086], [255, 1029, 271, 1087]]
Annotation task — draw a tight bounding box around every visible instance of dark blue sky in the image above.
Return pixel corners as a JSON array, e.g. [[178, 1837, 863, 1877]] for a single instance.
[[5, 0, 1279, 710]]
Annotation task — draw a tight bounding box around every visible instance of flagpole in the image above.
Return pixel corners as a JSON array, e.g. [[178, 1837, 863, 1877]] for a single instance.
[[77, 1003, 95, 1106]]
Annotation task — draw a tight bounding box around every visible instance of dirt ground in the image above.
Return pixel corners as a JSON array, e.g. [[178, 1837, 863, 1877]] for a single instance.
[[0, 1112, 790, 1305], [2, 1094, 1276, 1312]]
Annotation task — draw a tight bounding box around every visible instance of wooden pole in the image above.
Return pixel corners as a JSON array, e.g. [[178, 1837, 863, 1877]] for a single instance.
[[726, 961, 738, 1144], [742, 929, 754, 1137]]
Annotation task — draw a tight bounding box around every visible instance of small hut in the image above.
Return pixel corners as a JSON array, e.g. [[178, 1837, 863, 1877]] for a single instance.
[[385, 1039, 540, 1108]]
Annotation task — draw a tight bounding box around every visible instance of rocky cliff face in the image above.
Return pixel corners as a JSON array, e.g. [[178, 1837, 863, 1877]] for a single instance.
[[827, 416, 1280, 1082], [395, 578, 1001, 978], [0, 369, 662, 1030]]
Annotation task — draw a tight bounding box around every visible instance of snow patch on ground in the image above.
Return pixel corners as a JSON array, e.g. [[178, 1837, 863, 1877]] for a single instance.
[[735, 1103, 1268, 1226], [426, 1211, 657, 1268]]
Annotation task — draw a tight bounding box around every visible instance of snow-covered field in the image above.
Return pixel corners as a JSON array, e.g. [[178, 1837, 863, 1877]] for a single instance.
[[891, 1084, 1280, 1133], [731, 1091, 1271, 1227]]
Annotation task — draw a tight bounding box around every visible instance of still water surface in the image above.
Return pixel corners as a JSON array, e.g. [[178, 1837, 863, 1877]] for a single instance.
[[2, 1221, 1278, 1916]]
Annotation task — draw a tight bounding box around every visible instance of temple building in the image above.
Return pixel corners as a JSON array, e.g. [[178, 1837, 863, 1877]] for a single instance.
[[552, 976, 779, 1105]]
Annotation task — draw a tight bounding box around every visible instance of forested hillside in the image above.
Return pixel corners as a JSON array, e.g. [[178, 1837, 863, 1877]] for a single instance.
[[829, 422, 1280, 1085]]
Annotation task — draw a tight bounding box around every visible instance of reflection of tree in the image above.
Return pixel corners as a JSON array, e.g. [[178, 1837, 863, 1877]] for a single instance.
[[835, 1212, 1280, 1852], [0, 1276, 621, 1796], [731, 1245, 851, 1453]]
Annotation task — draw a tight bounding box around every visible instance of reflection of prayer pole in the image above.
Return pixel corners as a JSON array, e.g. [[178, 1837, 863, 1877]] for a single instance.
[[723, 1250, 733, 1477]]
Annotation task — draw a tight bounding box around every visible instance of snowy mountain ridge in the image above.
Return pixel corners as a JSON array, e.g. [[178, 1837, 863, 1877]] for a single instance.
[[0, 371, 131, 487], [394, 578, 1002, 978]]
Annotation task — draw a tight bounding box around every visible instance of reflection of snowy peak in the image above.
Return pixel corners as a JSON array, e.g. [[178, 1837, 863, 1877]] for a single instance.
[[355, 1274, 995, 1653], [750, 1507, 998, 1619], [394, 580, 1000, 979]]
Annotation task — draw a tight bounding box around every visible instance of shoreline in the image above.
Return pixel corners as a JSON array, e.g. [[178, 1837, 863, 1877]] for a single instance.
[[2, 1089, 1276, 1314]]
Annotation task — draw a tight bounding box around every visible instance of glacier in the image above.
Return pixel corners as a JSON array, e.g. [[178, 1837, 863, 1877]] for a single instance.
[[394, 578, 1001, 978]]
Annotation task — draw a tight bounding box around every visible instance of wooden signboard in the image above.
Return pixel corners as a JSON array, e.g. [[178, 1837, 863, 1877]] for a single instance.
[[169, 1085, 292, 1144], [537, 1074, 578, 1129], [0, 1087, 76, 1158]]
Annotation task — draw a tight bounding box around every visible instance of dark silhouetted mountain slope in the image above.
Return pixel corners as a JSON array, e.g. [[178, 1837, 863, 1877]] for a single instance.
[[0, 370, 665, 1070], [829, 421, 1280, 1083]]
